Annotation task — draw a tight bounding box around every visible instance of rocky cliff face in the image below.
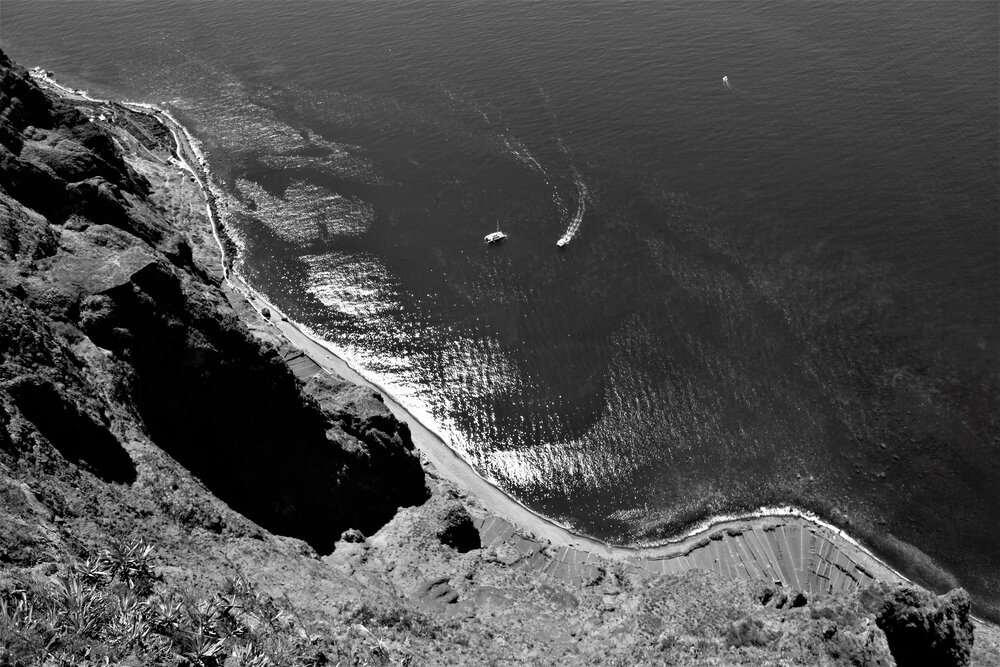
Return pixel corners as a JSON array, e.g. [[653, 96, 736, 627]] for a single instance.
[[1, 49, 996, 666], [0, 48, 428, 560]]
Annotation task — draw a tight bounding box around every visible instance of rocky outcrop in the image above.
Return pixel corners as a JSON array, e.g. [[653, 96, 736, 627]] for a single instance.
[[0, 53, 145, 230], [863, 583, 975, 666], [434, 499, 480, 552]]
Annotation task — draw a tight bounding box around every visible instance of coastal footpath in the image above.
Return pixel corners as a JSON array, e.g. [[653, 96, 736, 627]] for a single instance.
[[2, 49, 998, 664]]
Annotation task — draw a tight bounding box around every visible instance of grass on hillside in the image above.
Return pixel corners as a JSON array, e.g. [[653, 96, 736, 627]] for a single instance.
[[0, 538, 410, 666]]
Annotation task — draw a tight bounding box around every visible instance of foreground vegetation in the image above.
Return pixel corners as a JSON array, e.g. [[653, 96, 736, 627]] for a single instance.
[[0, 539, 409, 667]]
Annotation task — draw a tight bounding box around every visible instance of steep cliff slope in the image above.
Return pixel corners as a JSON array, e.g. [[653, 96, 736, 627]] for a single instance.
[[0, 49, 429, 558]]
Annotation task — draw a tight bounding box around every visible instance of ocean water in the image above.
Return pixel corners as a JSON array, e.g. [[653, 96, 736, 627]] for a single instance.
[[3, 1, 998, 614]]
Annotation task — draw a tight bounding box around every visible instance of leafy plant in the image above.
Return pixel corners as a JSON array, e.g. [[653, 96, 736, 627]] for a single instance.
[[75, 536, 156, 595], [0, 537, 414, 667], [53, 574, 107, 637]]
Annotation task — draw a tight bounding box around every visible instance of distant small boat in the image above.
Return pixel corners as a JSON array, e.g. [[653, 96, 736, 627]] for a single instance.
[[556, 235, 570, 248]]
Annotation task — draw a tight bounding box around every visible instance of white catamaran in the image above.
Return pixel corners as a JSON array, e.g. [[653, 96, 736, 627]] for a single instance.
[[484, 221, 507, 244]]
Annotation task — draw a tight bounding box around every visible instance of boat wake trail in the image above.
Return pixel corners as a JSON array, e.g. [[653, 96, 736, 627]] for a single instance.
[[503, 135, 548, 177], [443, 83, 549, 179], [722, 75, 741, 93], [535, 90, 587, 248], [422, 79, 530, 164], [557, 162, 587, 248], [556, 169, 587, 248]]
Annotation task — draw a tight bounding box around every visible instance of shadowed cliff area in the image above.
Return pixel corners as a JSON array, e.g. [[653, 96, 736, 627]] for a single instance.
[[8, 377, 135, 484]]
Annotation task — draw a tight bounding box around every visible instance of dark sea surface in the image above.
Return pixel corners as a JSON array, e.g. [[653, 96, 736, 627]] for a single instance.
[[4, 1, 998, 614]]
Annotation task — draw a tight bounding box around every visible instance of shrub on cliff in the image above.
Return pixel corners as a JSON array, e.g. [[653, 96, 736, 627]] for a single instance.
[[724, 615, 777, 648]]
